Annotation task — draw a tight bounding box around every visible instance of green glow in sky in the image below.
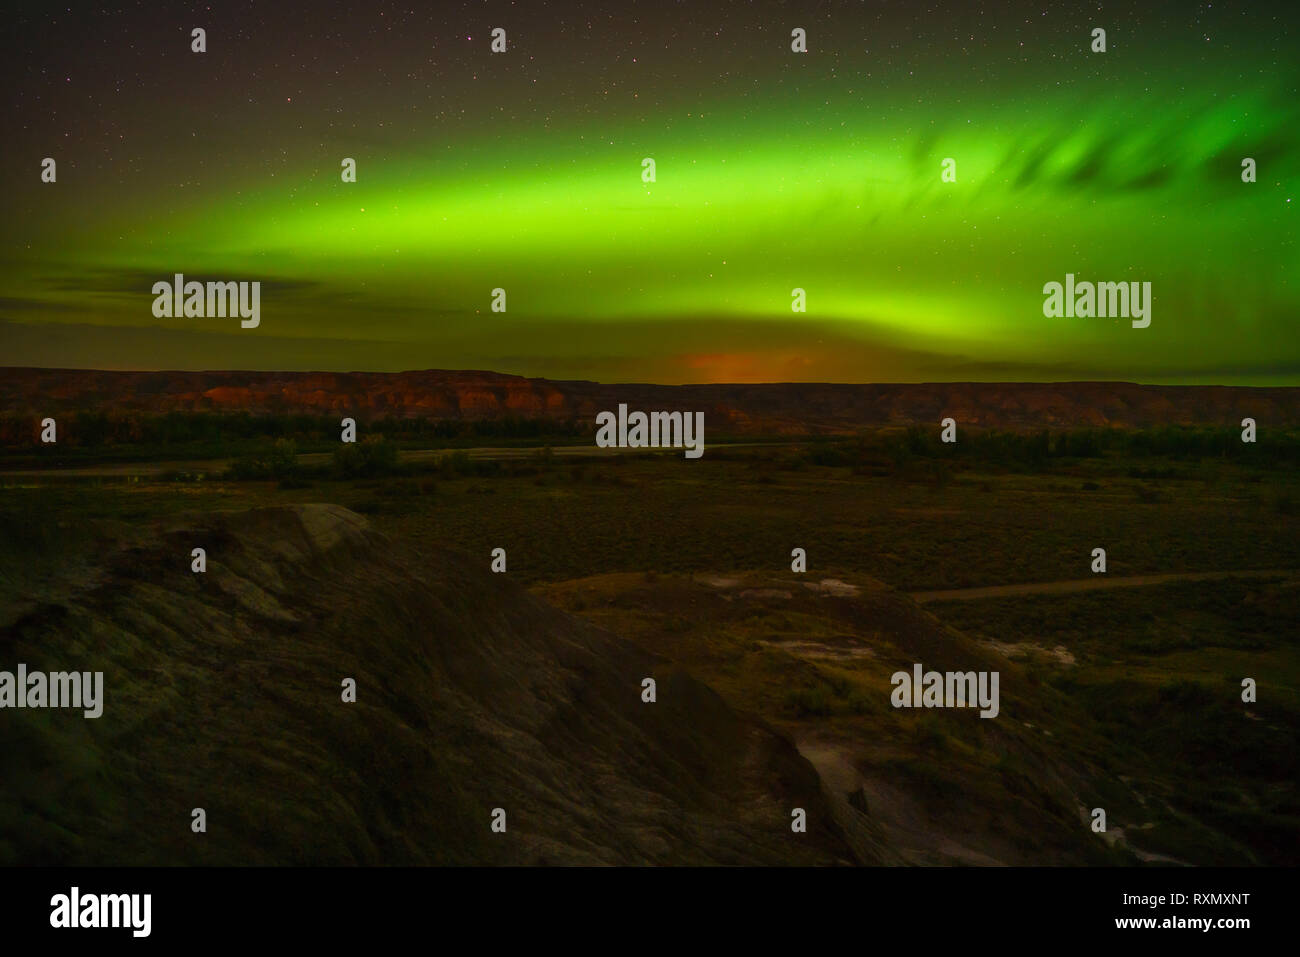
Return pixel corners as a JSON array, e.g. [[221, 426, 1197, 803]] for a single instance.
[[5, 33, 1297, 384]]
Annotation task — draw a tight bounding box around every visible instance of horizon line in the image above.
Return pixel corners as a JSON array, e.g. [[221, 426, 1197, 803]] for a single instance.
[[3, 366, 1300, 391]]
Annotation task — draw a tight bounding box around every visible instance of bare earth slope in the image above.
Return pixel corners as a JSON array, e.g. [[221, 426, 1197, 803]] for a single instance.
[[0, 504, 858, 865]]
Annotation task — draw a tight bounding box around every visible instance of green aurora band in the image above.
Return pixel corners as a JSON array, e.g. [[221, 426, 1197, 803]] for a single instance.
[[5, 48, 1297, 383]]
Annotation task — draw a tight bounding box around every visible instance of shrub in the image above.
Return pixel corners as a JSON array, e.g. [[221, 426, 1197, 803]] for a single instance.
[[228, 438, 300, 481], [333, 436, 400, 477]]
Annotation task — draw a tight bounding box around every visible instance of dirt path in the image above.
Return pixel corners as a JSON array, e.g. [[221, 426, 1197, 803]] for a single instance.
[[910, 568, 1298, 604], [795, 737, 1010, 865]]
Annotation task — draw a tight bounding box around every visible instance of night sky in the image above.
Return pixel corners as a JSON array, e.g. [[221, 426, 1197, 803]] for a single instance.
[[2, 0, 1296, 384]]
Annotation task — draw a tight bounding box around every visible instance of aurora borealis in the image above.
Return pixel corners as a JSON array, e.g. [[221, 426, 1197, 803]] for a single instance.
[[2, 1, 1296, 383]]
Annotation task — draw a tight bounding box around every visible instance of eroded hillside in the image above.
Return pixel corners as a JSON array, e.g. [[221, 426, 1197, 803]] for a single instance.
[[0, 504, 857, 865]]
